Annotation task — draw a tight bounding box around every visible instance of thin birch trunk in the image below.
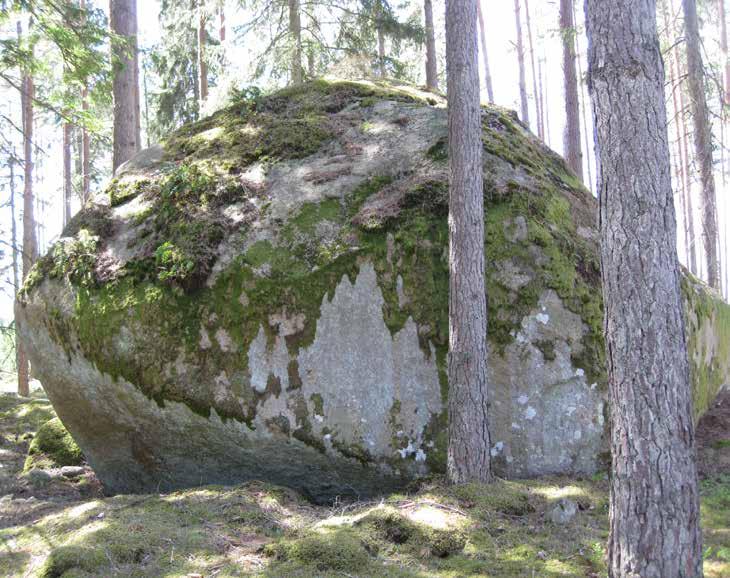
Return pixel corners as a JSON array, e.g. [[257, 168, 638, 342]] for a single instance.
[[198, 12, 209, 101]]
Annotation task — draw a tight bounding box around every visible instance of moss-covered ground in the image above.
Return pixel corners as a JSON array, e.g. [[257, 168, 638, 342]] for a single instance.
[[1, 473, 728, 577]]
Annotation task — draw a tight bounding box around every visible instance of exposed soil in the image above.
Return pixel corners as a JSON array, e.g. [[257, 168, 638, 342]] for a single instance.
[[696, 387, 730, 479]]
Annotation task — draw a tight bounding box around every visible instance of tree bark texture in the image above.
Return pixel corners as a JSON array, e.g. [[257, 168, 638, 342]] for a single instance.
[[513, 0, 530, 126], [424, 0, 438, 90], [18, 21, 37, 398], [477, 1, 494, 102], [585, 1, 703, 576], [524, 0, 543, 139], [560, 0, 583, 181], [445, 0, 492, 485], [110, 0, 140, 172], [80, 0, 90, 205], [683, 0, 720, 289], [198, 13, 209, 101], [289, 0, 303, 84], [63, 121, 72, 226]]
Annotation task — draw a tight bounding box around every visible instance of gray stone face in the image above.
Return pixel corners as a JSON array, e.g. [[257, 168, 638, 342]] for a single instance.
[[17, 80, 729, 500]]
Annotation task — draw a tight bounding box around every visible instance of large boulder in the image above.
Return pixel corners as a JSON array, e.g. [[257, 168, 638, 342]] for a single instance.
[[17, 80, 730, 502]]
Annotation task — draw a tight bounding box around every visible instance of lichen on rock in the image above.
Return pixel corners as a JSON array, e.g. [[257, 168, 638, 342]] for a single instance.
[[16, 78, 730, 501]]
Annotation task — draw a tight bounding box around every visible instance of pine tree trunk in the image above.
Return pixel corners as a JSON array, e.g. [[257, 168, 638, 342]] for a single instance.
[[720, 0, 730, 104], [289, 0, 303, 84], [219, 6, 226, 42], [524, 0, 543, 139], [63, 122, 72, 226], [476, 2, 494, 102], [198, 13, 208, 101], [683, 0, 720, 289], [110, 0, 140, 172], [424, 0, 438, 91], [18, 20, 37, 398], [513, 0, 530, 126], [80, 0, 90, 205], [540, 54, 551, 147], [585, 1, 703, 576], [9, 156, 21, 390], [445, 0, 492, 485], [662, 0, 690, 266], [560, 0, 583, 181], [378, 26, 386, 78]]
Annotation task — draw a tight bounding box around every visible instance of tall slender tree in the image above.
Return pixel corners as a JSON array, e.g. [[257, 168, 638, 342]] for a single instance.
[[198, 9, 209, 101], [110, 0, 141, 172], [477, 2, 494, 102], [445, 0, 492, 485], [524, 0, 543, 139], [585, 0, 703, 575], [63, 120, 72, 226], [289, 0, 303, 84], [683, 0, 720, 289], [423, 0, 438, 90], [513, 0, 529, 125], [17, 19, 38, 398], [560, 0, 582, 181]]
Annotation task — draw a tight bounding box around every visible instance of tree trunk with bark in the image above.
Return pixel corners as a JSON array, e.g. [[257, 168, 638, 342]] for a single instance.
[[378, 27, 386, 78], [17, 20, 38, 398], [219, 5, 226, 42], [683, 0, 720, 289], [662, 0, 691, 266], [445, 0, 492, 485], [477, 2, 494, 102], [110, 0, 140, 172], [513, 0, 530, 125], [585, 1, 703, 576], [524, 0, 543, 139], [9, 155, 21, 392], [63, 121, 72, 226], [80, 0, 90, 205], [424, 0, 438, 90], [198, 12, 208, 102], [561, 0, 583, 181], [289, 0, 303, 84]]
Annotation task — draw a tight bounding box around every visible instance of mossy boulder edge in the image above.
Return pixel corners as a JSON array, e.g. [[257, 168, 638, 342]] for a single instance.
[[16, 79, 730, 502]]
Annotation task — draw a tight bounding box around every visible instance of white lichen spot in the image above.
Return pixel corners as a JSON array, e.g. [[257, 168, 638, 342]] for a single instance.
[[199, 327, 212, 350], [396, 430, 404, 438], [490, 441, 505, 457], [517, 394, 529, 405], [525, 406, 537, 420], [215, 328, 235, 352], [566, 406, 576, 416], [415, 449, 427, 462], [575, 368, 585, 377], [590, 382, 597, 390], [239, 291, 250, 307], [511, 422, 521, 430], [574, 430, 582, 440], [426, 441, 434, 448], [314, 414, 324, 423], [535, 313, 550, 325], [323, 433, 332, 442], [397, 442, 416, 459]]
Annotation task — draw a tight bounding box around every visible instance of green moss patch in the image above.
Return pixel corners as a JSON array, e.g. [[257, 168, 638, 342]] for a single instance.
[[24, 417, 84, 471]]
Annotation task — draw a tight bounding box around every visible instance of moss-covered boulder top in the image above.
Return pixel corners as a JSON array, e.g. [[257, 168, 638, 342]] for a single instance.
[[17, 79, 730, 502]]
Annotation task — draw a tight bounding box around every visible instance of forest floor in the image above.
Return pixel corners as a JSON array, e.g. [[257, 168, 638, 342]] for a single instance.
[[0, 390, 728, 578]]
